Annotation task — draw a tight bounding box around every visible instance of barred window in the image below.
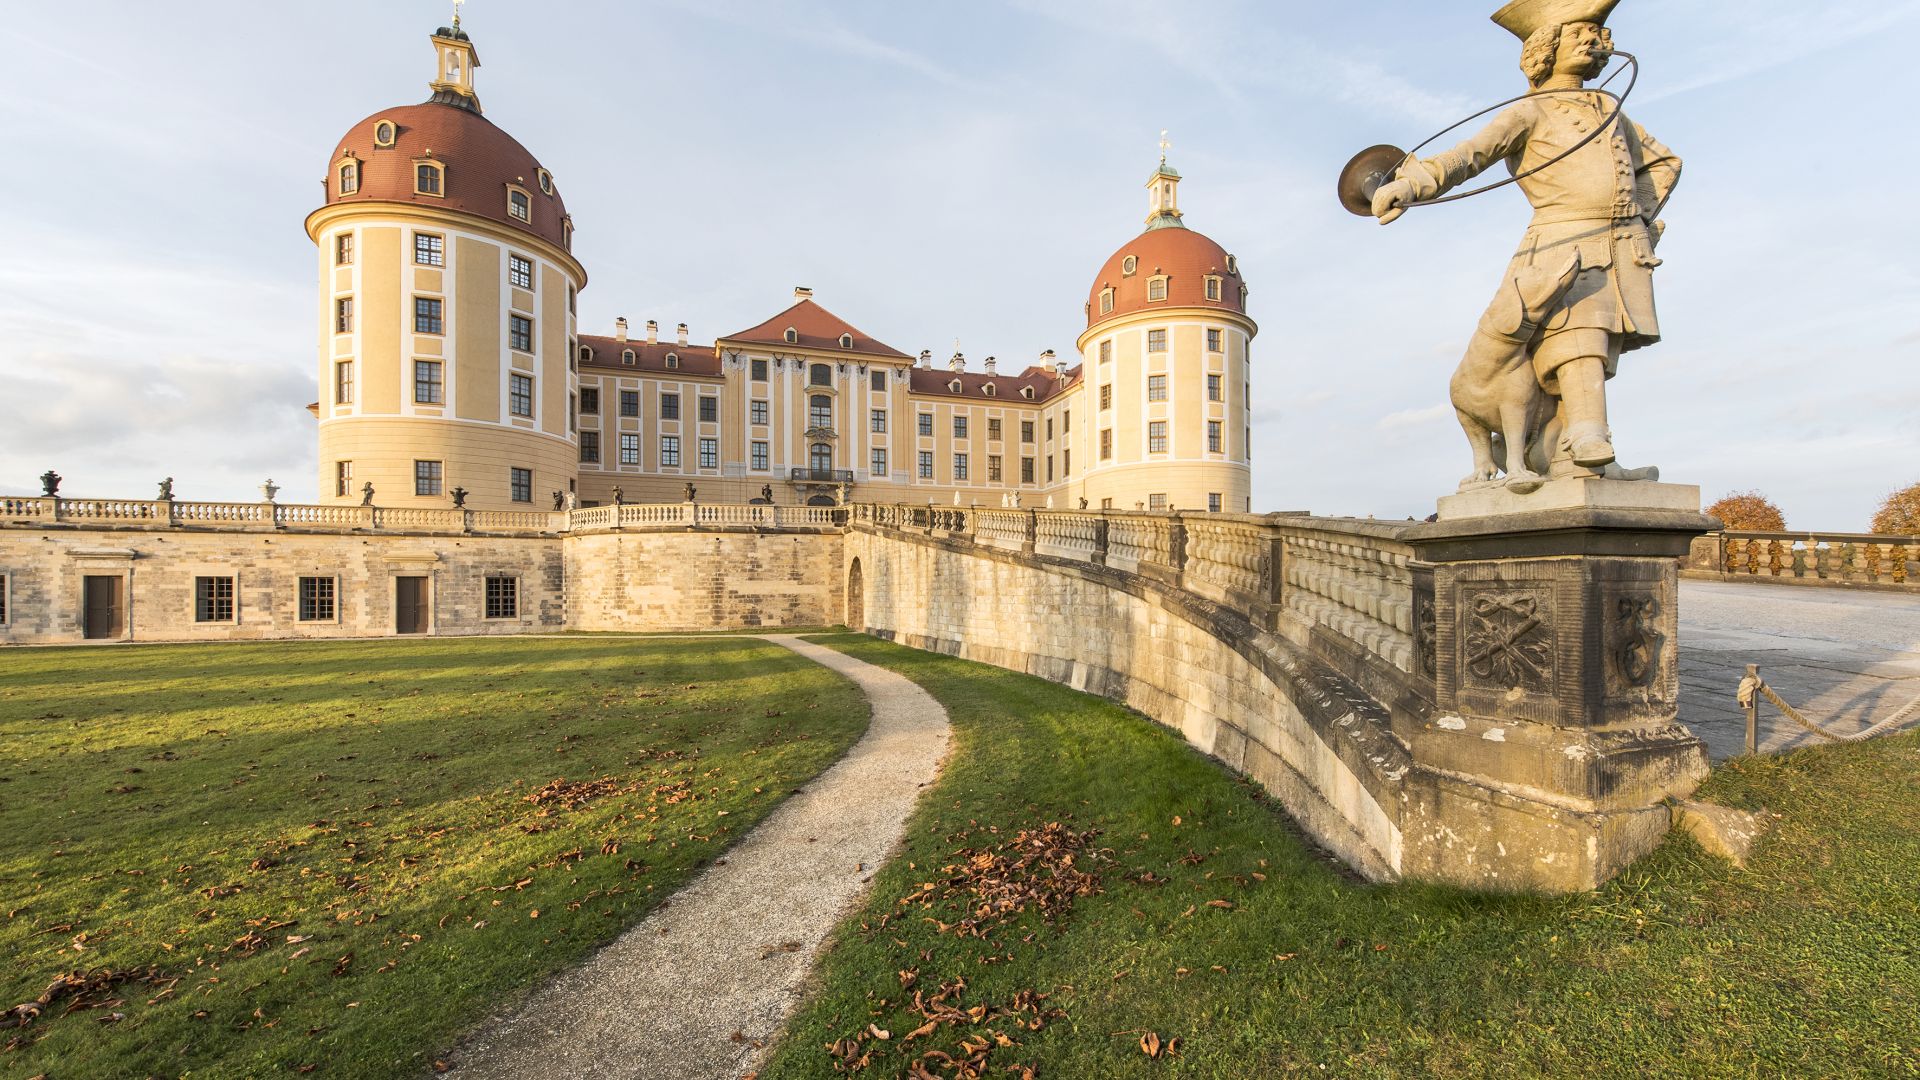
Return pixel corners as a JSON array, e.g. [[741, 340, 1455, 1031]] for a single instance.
[[510, 467, 532, 502], [917, 413, 934, 437], [509, 374, 533, 417], [335, 297, 354, 333], [1207, 373, 1223, 401], [620, 390, 639, 418], [660, 393, 680, 420], [953, 416, 968, 439], [1208, 420, 1223, 453], [699, 438, 718, 468], [580, 387, 599, 413], [509, 315, 533, 353], [1147, 329, 1167, 352], [414, 297, 443, 334], [336, 361, 354, 404], [336, 234, 354, 265], [1148, 421, 1168, 454], [620, 434, 640, 465], [988, 418, 1001, 440], [415, 459, 443, 496], [751, 358, 768, 381], [298, 577, 336, 622], [1206, 328, 1223, 352], [1147, 375, 1167, 402], [508, 254, 533, 289], [987, 456, 1002, 482], [698, 396, 718, 423], [870, 408, 886, 433], [752, 441, 770, 471], [870, 448, 887, 476], [194, 576, 234, 622], [660, 436, 681, 466], [414, 233, 443, 266], [751, 400, 769, 426], [485, 576, 518, 619], [1100, 384, 1111, 410], [414, 360, 443, 404], [1100, 428, 1113, 459], [1021, 457, 1035, 483], [917, 451, 934, 479], [579, 431, 600, 463], [954, 453, 969, 480]]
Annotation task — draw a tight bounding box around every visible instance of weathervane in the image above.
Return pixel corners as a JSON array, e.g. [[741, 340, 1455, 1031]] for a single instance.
[[1159, 130, 1170, 165], [452, 0, 465, 30]]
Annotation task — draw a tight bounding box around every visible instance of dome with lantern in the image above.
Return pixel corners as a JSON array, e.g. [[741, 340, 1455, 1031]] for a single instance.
[[1085, 153, 1245, 329]]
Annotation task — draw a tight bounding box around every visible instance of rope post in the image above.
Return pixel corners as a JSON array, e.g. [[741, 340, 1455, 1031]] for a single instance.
[[1744, 663, 1760, 756]]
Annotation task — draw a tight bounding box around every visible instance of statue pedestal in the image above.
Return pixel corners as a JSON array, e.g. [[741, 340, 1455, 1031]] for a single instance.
[[1403, 495, 1713, 892]]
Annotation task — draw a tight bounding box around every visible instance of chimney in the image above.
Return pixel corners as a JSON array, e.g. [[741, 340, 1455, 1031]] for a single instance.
[[794, 286, 814, 300], [1042, 348, 1063, 376], [984, 355, 997, 376], [646, 320, 658, 345], [918, 349, 932, 369], [949, 351, 965, 374], [676, 322, 688, 346], [614, 317, 628, 343]]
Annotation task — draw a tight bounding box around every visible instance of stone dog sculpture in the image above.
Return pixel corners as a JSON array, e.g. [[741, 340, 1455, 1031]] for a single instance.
[[1451, 252, 1581, 493]]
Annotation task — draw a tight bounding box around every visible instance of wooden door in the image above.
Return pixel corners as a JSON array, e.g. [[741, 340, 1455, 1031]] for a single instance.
[[83, 575, 123, 639], [395, 576, 428, 635]]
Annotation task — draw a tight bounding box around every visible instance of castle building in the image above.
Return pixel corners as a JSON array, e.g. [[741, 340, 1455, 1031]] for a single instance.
[[310, 21, 1254, 513]]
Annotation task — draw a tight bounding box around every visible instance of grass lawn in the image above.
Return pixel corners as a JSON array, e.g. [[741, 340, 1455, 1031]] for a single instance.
[[764, 634, 1920, 1079], [0, 636, 869, 1078]]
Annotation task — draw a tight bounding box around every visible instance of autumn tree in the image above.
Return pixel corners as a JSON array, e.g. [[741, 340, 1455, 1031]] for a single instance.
[[1705, 490, 1786, 532], [1870, 481, 1920, 536]]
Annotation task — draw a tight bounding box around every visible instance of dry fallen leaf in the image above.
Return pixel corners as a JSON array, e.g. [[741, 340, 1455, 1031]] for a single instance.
[[1140, 1031, 1163, 1058]]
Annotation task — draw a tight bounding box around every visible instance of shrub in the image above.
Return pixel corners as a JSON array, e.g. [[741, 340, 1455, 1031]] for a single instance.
[[1706, 490, 1786, 532], [1870, 481, 1920, 536]]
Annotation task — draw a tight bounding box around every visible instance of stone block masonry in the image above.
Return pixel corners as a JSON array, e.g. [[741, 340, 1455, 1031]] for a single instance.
[[565, 531, 842, 632]]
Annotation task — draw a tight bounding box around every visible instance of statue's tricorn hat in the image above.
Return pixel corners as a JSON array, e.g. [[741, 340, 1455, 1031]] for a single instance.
[[1491, 0, 1620, 40]]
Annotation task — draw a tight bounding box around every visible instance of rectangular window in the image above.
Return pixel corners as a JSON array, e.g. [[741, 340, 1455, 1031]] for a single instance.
[[415, 164, 442, 196], [917, 451, 934, 479], [1205, 277, 1222, 302], [509, 466, 532, 502], [620, 390, 639, 418], [954, 453, 969, 480], [1147, 374, 1168, 402], [1208, 493, 1223, 513], [1100, 428, 1113, 459], [568, 392, 577, 433], [1206, 328, 1223, 352], [508, 315, 533, 353], [870, 408, 887, 433], [580, 387, 599, 413], [1021, 421, 1034, 443], [752, 358, 768, 381], [699, 438, 718, 468], [335, 460, 353, 497], [414, 233, 443, 266], [660, 436, 681, 466], [414, 360, 443, 404], [509, 373, 533, 417], [698, 396, 718, 423], [335, 361, 354, 404], [917, 413, 934, 437], [870, 448, 888, 476], [335, 297, 354, 333], [1148, 421, 1168, 454], [752, 441, 770, 471], [1208, 420, 1223, 452], [619, 433, 640, 465], [871, 370, 887, 391], [194, 576, 234, 623], [988, 418, 1002, 441], [414, 459, 443, 496], [1147, 328, 1167, 352], [1062, 448, 1070, 474], [1099, 340, 1111, 363], [1148, 277, 1168, 302], [579, 431, 600, 463], [298, 576, 336, 622], [1100, 384, 1111, 410], [660, 393, 680, 420], [1100, 289, 1114, 314], [508, 189, 531, 222], [1021, 457, 1035, 483], [809, 397, 833, 428], [414, 296, 443, 334], [1045, 418, 1054, 441], [1062, 410, 1071, 433], [1046, 455, 1054, 482], [1150, 493, 1168, 511], [953, 416, 968, 439], [752, 400, 769, 426], [508, 254, 533, 289], [336, 234, 354, 265], [485, 576, 518, 619], [987, 456, 1003, 481], [1207, 373, 1223, 401]]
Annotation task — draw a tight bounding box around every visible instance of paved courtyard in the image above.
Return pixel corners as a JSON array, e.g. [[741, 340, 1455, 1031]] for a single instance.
[[1679, 579, 1920, 759]]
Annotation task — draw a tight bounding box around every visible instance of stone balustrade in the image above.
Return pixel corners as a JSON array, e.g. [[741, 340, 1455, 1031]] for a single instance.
[[1687, 530, 1919, 590], [1273, 518, 1419, 676]]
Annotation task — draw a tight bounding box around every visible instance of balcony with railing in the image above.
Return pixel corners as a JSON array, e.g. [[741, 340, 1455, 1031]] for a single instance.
[[788, 468, 854, 484]]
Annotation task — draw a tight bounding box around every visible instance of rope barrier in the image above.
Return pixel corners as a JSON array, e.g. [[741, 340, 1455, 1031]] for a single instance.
[[1736, 668, 1920, 747]]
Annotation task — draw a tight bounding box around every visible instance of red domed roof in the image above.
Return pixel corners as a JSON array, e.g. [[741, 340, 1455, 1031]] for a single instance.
[[1086, 225, 1245, 330], [324, 101, 569, 251]]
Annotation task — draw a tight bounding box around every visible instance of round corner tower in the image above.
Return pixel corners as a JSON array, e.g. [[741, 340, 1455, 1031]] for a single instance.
[[306, 19, 587, 512], [1074, 156, 1256, 514]]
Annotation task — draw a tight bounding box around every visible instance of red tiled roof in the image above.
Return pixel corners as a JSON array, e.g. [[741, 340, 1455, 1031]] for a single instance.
[[577, 335, 721, 378], [909, 364, 1080, 403], [721, 298, 911, 359], [325, 101, 571, 252], [1086, 226, 1245, 330]]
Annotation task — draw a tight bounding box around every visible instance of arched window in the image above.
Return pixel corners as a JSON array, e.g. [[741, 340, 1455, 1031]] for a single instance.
[[809, 395, 833, 429], [1099, 287, 1114, 315], [664, 353, 679, 369], [809, 363, 832, 386], [1147, 276, 1169, 302], [838, 333, 853, 349], [414, 161, 443, 196], [983, 383, 996, 396], [621, 349, 635, 365], [810, 443, 834, 472], [337, 160, 359, 195], [579, 345, 594, 363], [784, 327, 798, 344]]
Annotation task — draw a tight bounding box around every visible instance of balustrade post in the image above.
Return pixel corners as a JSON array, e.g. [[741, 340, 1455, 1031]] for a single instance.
[[1023, 509, 1037, 554], [1092, 514, 1109, 566], [52, 497, 66, 522], [461, 509, 475, 535], [162, 497, 179, 528], [1168, 514, 1188, 575]]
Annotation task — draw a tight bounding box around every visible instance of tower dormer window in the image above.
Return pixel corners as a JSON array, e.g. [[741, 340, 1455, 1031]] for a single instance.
[[414, 160, 444, 196], [537, 168, 553, 195], [1020, 385, 1035, 400], [508, 187, 532, 223], [579, 345, 593, 363], [373, 120, 397, 148], [1147, 276, 1169, 302], [949, 379, 963, 394], [839, 333, 853, 349], [983, 383, 996, 396], [784, 327, 799, 344], [1204, 275, 1222, 301], [621, 349, 635, 365], [1122, 255, 1138, 276], [337, 160, 359, 196], [1226, 254, 1238, 274], [665, 353, 679, 369], [562, 216, 574, 251], [1099, 287, 1114, 315]]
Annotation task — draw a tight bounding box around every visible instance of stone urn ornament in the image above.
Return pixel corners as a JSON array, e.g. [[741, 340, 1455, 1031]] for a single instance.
[[450, 486, 469, 508], [40, 469, 61, 497], [261, 478, 280, 502]]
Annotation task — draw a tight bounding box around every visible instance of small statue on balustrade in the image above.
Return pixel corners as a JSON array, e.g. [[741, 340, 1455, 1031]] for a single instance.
[[450, 486, 468, 508], [552, 490, 565, 511], [762, 484, 774, 503], [1079, 497, 1089, 510], [360, 481, 376, 506], [684, 482, 697, 502], [157, 477, 174, 501], [613, 486, 625, 506]]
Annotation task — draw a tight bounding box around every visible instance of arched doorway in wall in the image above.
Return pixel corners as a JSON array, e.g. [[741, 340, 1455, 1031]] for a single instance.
[[845, 557, 864, 630]]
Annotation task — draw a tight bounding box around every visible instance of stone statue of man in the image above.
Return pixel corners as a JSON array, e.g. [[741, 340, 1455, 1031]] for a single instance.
[[1372, 0, 1680, 474]]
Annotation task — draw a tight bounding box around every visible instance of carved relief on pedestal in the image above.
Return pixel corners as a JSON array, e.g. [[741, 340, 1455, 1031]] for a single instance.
[[1461, 588, 1555, 693], [1412, 565, 1438, 683], [1609, 595, 1663, 689]]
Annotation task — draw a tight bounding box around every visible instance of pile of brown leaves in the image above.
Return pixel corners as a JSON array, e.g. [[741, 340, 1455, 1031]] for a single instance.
[[899, 823, 1106, 940], [522, 776, 632, 814], [825, 975, 1059, 1078], [0, 967, 175, 1032]]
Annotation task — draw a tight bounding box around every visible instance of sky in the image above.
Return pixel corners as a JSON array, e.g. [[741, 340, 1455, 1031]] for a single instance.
[[1, 1, 1915, 528]]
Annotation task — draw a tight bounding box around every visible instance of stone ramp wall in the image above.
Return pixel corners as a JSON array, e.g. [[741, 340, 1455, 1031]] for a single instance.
[[565, 530, 842, 632]]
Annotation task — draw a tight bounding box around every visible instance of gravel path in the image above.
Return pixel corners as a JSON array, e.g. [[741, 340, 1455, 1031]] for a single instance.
[[452, 634, 950, 1079]]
